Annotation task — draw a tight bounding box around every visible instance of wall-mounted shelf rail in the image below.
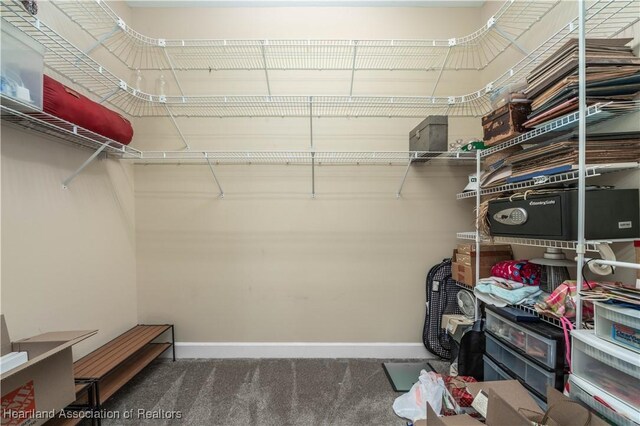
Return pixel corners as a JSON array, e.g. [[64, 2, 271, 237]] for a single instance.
[[2, 0, 638, 118], [456, 163, 640, 199], [52, 0, 559, 71]]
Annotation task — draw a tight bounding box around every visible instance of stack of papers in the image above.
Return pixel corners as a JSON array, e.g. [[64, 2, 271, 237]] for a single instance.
[[523, 38, 640, 127]]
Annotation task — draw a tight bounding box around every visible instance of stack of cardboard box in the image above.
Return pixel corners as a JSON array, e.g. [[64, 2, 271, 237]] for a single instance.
[[452, 244, 513, 287]]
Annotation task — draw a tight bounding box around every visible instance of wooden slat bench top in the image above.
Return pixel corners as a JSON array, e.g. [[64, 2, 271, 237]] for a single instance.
[[74, 324, 171, 380]]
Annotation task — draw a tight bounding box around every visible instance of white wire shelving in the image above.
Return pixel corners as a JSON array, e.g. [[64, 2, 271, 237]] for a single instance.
[[457, 163, 640, 200], [455, 232, 617, 252], [481, 101, 640, 158], [128, 150, 475, 164], [0, 97, 142, 158], [0, 96, 474, 165], [1, 0, 638, 117], [51, 0, 559, 71]]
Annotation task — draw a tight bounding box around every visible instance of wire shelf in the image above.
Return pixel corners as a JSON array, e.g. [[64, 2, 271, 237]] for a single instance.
[[456, 232, 604, 252], [481, 101, 640, 158], [456, 163, 640, 199], [130, 150, 475, 165], [510, 304, 572, 329], [2, 0, 638, 117], [51, 0, 559, 71], [0, 97, 142, 158]]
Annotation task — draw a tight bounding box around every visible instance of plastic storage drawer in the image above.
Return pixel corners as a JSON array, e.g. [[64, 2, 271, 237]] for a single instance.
[[569, 375, 640, 426], [485, 307, 562, 369], [594, 302, 640, 353], [485, 334, 565, 397], [1, 23, 44, 110], [483, 355, 546, 410], [571, 330, 640, 409]]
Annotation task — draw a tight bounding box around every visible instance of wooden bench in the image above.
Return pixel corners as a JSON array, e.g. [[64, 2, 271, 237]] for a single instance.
[[74, 324, 174, 406], [45, 324, 174, 426]]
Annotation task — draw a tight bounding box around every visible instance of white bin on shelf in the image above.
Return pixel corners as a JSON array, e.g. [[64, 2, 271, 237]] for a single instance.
[[571, 330, 640, 411], [594, 301, 640, 353], [569, 375, 640, 426], [1, 22, 45, 111]]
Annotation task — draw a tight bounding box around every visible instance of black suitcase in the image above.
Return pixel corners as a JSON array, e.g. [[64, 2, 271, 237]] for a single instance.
[[422, 259, 462, 359]]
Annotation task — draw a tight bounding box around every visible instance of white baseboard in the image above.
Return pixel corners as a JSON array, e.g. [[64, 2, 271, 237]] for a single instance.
[[162, 342, 436, 359]]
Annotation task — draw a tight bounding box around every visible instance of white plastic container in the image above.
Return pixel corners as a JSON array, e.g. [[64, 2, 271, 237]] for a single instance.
[[1, 22, 45, 110], [571, 330, 640, 410], [594, 302, 640, 353], [485, 309, 559, 369], [485, 334, 564, 398], [569, 374, 640, 426]]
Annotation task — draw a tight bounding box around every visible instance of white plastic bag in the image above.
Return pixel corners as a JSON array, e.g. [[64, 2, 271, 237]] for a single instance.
[[392, 370, 446, 422]]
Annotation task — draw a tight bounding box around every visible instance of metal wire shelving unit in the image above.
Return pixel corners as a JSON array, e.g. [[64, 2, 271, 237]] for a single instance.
[[1, 0, 638, 118], [51, 0, 559, 71], [457, 163, 640, 200]]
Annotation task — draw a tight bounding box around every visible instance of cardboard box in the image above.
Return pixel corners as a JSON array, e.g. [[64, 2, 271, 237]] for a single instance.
[[1, 315, 96, 426], [456, 244, 512, 255], [415, 380, 609, 426], [454, 251, 512, 267]]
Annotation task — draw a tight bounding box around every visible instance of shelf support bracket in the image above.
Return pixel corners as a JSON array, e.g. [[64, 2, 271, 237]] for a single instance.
[[396, 154, 414, 198], [311, 151, 316, 199], [163, 49, 186, 97], [206, 158, 224, 198], [309, 96, 314, 149], [62, 144, 108, 189], [493, 25, 529, 56], [431, 47, 451, 97], [165, 105, 190, 150], [82, 25, 120, 58], [98, 87, 120, 104], [261, 41, 272, 97], [349, 41, 358, 97]]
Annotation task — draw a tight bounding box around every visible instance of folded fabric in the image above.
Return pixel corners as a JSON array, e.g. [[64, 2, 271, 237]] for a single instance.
[[536, 280, 597, 318], [474, 282, 542, 307], [491, 260, 541, 285], [480, 276, 525, 290]]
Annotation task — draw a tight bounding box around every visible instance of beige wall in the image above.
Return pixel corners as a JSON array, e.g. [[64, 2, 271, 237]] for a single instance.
[[1, 125, 138, 357], [129, 4, 486, 343]]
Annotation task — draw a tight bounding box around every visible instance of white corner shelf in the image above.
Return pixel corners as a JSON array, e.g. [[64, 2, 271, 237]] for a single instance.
[[52, 0, 560, 71], [457, 162, 640, 200], [2, 0, 638, 118]]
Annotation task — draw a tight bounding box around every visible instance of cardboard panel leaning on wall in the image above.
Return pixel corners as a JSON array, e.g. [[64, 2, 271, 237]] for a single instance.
[[0, 125, 138, 358]]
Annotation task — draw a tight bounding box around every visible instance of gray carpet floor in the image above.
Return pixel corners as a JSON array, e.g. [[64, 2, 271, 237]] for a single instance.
[[98, 359, 450, 426]]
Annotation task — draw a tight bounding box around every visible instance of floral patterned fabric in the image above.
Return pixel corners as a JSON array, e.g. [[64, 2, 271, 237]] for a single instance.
[[490, 260, 541, 285]]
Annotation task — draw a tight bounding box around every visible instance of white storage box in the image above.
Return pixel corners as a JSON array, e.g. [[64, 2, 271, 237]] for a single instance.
[[569, 374, 640, 426], [594, 302, 640, 353], [571, 330, 640, 410], [1, 22, 45, 110], [485, 334, 565, 398], [485, 309, 560, 369]]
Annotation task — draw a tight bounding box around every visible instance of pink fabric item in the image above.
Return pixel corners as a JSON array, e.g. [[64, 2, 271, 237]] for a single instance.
[[490, 260, 541, 285]]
